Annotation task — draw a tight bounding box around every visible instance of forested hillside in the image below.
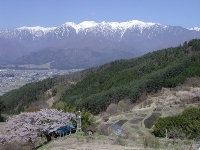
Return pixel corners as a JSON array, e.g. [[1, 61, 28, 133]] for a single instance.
[[0, 73, 86, 113], [60, 39, 200, 114], [1, 39, 200, 114]]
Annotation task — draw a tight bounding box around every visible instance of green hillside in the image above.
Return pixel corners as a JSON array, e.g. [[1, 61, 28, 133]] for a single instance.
[[1, 39, 200, 114], [60, 39, 200, 114], [0, 73, 85, 113], [153, 107, 200, 139]]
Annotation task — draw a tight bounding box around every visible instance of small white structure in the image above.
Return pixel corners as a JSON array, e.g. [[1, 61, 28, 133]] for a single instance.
[[76, 110, 82, 133]]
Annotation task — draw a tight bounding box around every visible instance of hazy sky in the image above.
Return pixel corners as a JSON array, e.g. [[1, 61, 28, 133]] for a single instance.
[[0, 0, 200, 30]]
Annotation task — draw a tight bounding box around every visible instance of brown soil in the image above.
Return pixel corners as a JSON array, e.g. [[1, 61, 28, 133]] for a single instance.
[[115, 120, 128, 126], [144, 113, 161, 129]]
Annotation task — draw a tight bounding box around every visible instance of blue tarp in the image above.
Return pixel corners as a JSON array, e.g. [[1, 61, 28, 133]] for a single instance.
[[46, 123, 75, 136], [56, 124, 75, 135], [111, 124, 126, 135]]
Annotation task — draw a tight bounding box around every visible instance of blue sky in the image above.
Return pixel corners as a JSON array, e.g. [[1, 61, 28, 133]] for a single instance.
[[0, 0, 200, 30]]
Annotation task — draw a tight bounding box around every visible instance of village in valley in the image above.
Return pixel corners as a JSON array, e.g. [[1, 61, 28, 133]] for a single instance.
[[0, 68, 82, 96]]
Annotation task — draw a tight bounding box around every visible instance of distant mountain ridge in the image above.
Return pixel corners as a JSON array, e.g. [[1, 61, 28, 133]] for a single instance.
[[14, 37, 137, 69], [0, 37, 27, 64], [0, 20, 200, 69]]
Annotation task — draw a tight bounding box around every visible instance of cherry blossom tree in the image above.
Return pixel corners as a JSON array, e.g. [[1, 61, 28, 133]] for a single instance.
[[0, 109, 76, 146]]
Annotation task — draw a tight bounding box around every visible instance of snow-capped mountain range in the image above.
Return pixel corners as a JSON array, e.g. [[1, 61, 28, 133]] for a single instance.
[[189, 27, 200, 31], [17, 20, 160, 35], [0, 20, 178, 41], [0, 20, 200, 69], [4, 20, 200, 36]]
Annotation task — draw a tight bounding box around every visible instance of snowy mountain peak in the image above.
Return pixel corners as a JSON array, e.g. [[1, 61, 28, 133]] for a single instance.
[[189, 27, 200, 31], [16, 26, 56, 37], [79, 21, 98, 28], [61, 20, 161, 33], [63, 21, 98, 33], [107, 20, 159, 30], [129, 20, 158, 28], [17, 26, 56, 32]]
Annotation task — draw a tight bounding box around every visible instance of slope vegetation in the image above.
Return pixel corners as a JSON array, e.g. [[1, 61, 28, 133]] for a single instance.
[[0, 39, 200, 114], [60, 39, 200, 114]]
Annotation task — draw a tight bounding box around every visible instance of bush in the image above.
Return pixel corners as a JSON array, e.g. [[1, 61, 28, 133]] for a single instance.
[[0, 116, 6, 122], [97, 124, 111, 136], [106, 103, 119, 115], [114, 136, 126, 146], [102, 113, 109, 122], [153, 107, 200, 139], [168, 130, 186, 144], [143, 135, 160, 148]]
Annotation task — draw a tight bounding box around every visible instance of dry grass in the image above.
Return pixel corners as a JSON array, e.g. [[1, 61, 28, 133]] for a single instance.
[[0, 122, 6, 134], [37, 137, 126, 150], [0, 142, 32, 150], [129, 118, 144, 124]]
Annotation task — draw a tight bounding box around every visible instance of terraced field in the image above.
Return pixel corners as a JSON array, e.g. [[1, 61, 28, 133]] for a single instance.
[[144, 113, 161, 129], [102, 86, 200, 142], [1, 86, 200, 150]]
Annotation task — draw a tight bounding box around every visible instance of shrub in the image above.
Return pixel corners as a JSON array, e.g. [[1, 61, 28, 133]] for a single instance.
[[97, 124, 111, 136], [106, 103, 118, 115], [143, 135, 160, 148], [102, 113, 109, 122], [153, 107, 200, 139], [114, 136, 126, 146]]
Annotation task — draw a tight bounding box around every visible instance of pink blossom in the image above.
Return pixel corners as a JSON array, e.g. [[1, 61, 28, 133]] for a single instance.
[[0, 109, 76, 144]]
